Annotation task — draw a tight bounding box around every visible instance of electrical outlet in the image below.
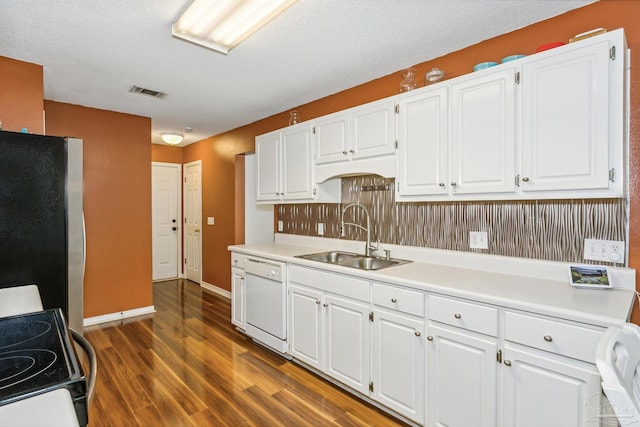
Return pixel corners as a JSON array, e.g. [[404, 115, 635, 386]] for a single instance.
[[277, 220, 284, 232], [470, 231, 488, 249], [207, 216, 214, 225], [317, 223, 324, 236], [584, 238, 625, 263]]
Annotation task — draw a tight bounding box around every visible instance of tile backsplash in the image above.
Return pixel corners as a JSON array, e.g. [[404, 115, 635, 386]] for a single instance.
[[276, 175, 627, 265]]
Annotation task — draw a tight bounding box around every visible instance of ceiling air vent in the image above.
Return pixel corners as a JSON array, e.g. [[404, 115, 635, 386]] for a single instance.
[[129, 85, 167, 99]]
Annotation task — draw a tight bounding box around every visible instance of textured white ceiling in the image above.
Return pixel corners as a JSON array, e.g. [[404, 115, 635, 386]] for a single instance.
[[0, 0, 596, 145]]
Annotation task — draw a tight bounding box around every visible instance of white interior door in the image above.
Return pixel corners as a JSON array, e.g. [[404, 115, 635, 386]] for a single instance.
[[152, 162, 181, 280], [184, 161, 202, 284]]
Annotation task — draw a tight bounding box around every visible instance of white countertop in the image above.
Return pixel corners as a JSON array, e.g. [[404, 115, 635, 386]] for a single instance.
[[229, 234, 637, 328]]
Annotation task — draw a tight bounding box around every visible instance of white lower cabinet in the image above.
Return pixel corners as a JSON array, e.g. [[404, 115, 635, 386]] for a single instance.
[[427, 323, 497, 427], [283, 264, 610, 427], [372, 307, 425, 424], [501, 345, 602, 427], [230, 252, 246, 330], [288, 278, 370, 394]]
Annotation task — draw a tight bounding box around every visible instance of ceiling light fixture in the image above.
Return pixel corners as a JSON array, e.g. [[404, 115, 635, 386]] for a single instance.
[[172, 0, 298, 54], [161, 133, 184, 145]]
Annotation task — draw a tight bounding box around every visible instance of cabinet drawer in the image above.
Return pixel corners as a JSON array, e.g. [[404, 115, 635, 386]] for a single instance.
[[504, 311, 602, 363], [372, 282, 424, 317], [288, 265, 369, 302], [231, 252, 245, 269], [429, 295, 498, 337]]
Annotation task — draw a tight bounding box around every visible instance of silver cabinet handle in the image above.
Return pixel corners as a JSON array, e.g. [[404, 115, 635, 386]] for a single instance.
[[323, 303, 328, 308], [439, 183, 445, 187], [315, 300, 321, 305], [451, 182, 457, 187], [522, 177, 530, 182], [454, 313, 462, 319], [415, 331, 421, 337], [504, 360, 512, 366], [391, 298, 397, 303], [544, 335, 553, 342], [427, 336, 433, 341], [342, 151, 348, 155], [349, 149, 355, 154]]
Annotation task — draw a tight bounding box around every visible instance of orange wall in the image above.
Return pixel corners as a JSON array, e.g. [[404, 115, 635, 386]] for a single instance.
[[44, 101, 153, 318], [192, 1, 640, 309], [0, 56, 44, 134], [151, 143, 183, 164]]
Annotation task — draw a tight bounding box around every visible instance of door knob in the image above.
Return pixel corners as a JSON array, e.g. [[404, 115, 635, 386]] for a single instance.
[[172, 219, 177, 223], [172, 227, 177, 231]]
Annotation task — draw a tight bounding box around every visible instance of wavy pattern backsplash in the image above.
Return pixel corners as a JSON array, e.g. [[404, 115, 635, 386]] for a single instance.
[[276, 176, 627, 265]]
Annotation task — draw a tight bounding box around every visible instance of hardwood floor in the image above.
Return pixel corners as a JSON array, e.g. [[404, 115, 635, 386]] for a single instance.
[[83, 279, 407, 426]]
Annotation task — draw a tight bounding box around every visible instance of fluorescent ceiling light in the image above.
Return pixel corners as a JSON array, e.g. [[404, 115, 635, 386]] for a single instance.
[[161, 133, 184, 145], [172, 0, 298, 54]]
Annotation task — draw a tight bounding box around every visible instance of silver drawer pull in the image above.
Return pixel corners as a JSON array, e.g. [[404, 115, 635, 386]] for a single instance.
[[504, 360, 512, 367], [316, 300, 321, 305], [415, 331, 421, 337], [543, 335, 553, 342], [323, 303, 328, 308], [454, 313, 462, 319], [391, 298, 397, 303], [427, 336, 433, 341]]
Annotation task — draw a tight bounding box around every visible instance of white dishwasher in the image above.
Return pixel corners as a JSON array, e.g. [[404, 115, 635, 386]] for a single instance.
[[244, 257, 288, 355]]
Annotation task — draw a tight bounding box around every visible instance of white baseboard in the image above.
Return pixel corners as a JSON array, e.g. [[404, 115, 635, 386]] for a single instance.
[[83, 305, 156, 326], [201, 281, 231, 299]]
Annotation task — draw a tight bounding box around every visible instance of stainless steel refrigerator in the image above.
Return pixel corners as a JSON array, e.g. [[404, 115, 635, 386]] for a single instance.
[[0, 131, 84, 331]]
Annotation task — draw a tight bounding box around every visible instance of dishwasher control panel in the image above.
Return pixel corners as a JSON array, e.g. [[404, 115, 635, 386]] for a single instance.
[[245, 257, 286, 282]]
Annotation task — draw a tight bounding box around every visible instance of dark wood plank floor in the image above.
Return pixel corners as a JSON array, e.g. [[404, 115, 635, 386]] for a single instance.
[[83, 279, 407, 426]]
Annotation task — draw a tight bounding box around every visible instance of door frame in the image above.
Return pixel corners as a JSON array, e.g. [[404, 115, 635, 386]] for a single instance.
[[151, 161, 182, 280], [183, 160, 203, 285]]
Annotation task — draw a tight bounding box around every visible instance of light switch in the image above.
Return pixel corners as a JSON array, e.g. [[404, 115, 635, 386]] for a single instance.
[[207, 217, 214, 225]]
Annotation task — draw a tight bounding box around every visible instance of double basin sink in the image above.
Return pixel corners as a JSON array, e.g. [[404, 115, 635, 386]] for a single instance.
[[295, 251, 411, 271]]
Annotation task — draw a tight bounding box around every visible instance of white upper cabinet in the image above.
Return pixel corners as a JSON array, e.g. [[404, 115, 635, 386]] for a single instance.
[[395, 28, 626, 201], [257, 29, 627, 202], [255, 124, 340, 204], [255, 129, 281, 202], [520, 30, 624, 196], [450, 67, 517, 195], [315, 98, 396, 182], [314, 111, 349, 164], [256, 125, 313, 202], [349, 98, 396, 159], [396, 86, 449, 198], [281, 124, 314, 200]]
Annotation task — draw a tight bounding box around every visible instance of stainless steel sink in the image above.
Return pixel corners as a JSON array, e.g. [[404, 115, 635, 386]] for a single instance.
[[295, 251, 411, 271]]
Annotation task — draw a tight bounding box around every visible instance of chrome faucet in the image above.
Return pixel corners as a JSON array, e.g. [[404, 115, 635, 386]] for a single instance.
[[340, 203, 378, 257]]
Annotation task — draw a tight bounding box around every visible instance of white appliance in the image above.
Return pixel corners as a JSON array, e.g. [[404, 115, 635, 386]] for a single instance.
[[244, 153, 274, 244], [244, 257, 288, 354]]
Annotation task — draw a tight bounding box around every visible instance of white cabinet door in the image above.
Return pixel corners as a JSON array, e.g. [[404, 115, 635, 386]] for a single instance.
[[450, 68, 516, 195], [255, 130, 281, 201], [397, 86, 449, 197], [281, 124, 314, 200], [501, 345, 603, 427], [427, 323, 498, 427], [521, 39, 611, 192], [231, 268, 245, 329], [350, 98, 396, 160], [372, 308, 425, 424], [314, 111, 349, 164], [288, 284, 323, 370], [324, 294, 370, 395]]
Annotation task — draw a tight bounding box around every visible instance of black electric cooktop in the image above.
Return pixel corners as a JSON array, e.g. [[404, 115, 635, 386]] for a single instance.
[[0, 309, 87, 426]]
